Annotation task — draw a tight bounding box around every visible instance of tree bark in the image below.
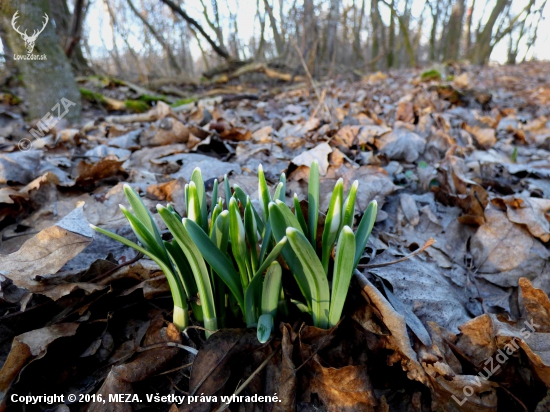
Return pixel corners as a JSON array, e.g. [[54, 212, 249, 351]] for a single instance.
[[125, 0, 181, 74], [48, 0, 89, 71], [443, 0, 465, 61], [325, 0, 340, 61], [370, 0, 383, 70], [386, 0, 396, 68], [464, 0, 476, 56], [469, 0, 510, 64], [159, 0, 231, 60], [1, 0, 81, 122], [263, 0, 284, 56]]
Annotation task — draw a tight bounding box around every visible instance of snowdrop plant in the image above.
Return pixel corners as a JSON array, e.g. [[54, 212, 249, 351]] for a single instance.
[[268, 161, 378, 329], [90, 184, 192, 332], [92, 168, 286, 342]]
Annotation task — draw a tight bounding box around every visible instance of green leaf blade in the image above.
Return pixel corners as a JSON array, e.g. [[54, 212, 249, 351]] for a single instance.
[[328, 226, 356, 328]]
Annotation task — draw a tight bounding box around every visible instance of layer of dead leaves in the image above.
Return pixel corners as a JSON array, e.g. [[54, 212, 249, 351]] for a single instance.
[[0, 62, 550, 411]]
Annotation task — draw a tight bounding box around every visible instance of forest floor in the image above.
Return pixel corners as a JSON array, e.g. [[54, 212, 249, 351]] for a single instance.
[[1, 62, 550, 411]]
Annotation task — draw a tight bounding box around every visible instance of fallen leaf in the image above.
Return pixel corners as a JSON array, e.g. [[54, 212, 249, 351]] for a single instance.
[[0, 206, 94, 298], [0, 323, 79, 405], [291, 143, 332, 176], [492, 195, 550, 242], [377, 128, 425, 163]]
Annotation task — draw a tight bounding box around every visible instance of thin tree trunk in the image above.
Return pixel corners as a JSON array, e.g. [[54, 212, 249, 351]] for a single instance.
[[198, 0, 226, 51], [469, 0, 510, 65], [125, 0, 181, 73], [352, 0, 366, 64], [386, 0, 395, 68], [443, 0, 465, 61], [371, 0, 381, 70], [325, 0, 341, 62], [263, 0, 284, 56], [464, 0, 476, 56], [380, 0, 415, 67], [159, 0, 231, 60]]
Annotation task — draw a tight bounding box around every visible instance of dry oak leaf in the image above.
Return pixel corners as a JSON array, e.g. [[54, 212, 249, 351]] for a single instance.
[[309, 355, 377, 412], [291, 143, 332, 176], [492, 195, 550, 242], [91, 314, 182, 412], [376, 128, 425, 163], [0, 323, 79, 406], [0, 205, 95, 298], [519, 277, 550, 333], [463, 124, 496, 149], [490, 314, 550, 387], [150, 117, 190, 146], [74, 155, 125, 185], [470, 207, 550, 289], [355, 273, 429, 385]]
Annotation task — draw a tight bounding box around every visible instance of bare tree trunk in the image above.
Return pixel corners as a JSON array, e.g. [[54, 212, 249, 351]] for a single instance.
[[104, 0, 146, 81], [125, 0, 181, 73], [352, 0, 366, 65], [49, 0, 89, 71], [159, 0, 231, 60], [469, 0, 510, 65], [370, 0, 384, 70], [263, 0, 284, 56], [0, 0, 81, 122], [199, 0, 226, 51], [255, 0, 267, 60], [325, 0, 340, 62], [464, 0, 476, 56], [386, 0, 396, 68], [380, 0, 415, 67], [443, 0, 465, 61]]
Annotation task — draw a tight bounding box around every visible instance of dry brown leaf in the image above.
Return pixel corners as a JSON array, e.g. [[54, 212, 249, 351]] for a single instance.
[[91, 314, 182, 412], [492, 196, 550, 242], [291, 143, 332, 176], [146, 178, 185, 202], [150, 118, 190, 146], [74, 155, 125, 185], [182, 329, 262, 412], [519, 278, 550, 333], [463, 124, 496, 149], [0, 206, 94, 298], [355, 273, 428, 385], [396, 101, 415, 123], [309, 355, 377, 412], [0, 323, 79, 405], [376, 128, 425, 163], [273, 324, 297, 412], [470, 207, 550, 289]]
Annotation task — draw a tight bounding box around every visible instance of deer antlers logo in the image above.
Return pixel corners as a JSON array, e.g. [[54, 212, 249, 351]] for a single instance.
[[11, 11, 49, 54]]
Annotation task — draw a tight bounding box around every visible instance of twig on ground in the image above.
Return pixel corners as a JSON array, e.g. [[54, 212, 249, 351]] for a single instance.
[[357, 238, 435, 269], [137, 342, 198, 355], [215, 348, 280, 412], [95, 252, 144, 284]]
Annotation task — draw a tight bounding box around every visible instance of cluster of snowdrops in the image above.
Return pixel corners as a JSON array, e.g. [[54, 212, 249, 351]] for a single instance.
[[92, 161, 377, 343]]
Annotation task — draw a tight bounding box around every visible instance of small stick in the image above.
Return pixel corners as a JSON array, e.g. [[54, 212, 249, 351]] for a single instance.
[[95, 252, 144, 284], [156, 362, 193, 376], [215, 348, 280, 412], [358, 238, 435, 269], [137, 342, 198, 355]]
